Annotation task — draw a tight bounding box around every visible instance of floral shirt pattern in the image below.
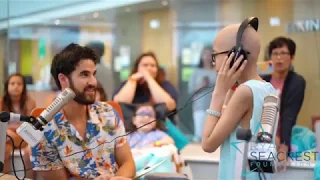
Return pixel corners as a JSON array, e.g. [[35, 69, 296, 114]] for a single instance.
[[30, 101, 127, 178]]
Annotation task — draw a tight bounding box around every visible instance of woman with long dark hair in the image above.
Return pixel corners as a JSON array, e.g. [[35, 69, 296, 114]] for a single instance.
[[113, 52, 178, 121], [0, 73, 36, 177]]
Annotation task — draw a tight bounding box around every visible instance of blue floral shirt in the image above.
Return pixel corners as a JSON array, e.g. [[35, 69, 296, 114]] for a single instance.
[[30, 101, 127, 178]]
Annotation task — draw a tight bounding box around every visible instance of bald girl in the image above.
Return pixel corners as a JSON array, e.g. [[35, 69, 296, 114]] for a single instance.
[[201, 22, 277, 179]]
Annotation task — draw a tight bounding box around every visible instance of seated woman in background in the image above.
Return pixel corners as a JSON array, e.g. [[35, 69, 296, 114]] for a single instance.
[[0, 73, 36, 178], [126, 103, 174, 149], [113, 52, 178, 123]]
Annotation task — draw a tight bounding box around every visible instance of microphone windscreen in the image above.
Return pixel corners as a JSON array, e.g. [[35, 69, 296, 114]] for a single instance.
[[0, 112, 10, 122], [236, 128, 252, 141]]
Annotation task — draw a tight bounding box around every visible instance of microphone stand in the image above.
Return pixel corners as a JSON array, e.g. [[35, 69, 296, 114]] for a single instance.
[[235, 128, 253, 180], [0, 112, 39, 173], [242, 140, 250, 180], [237, 128, 279, 180], [0, 121, 8, 173]]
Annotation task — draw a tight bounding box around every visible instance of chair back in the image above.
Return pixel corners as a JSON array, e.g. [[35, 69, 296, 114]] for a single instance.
[[30, 108, 45, 117], [107, 101, 124, 121]]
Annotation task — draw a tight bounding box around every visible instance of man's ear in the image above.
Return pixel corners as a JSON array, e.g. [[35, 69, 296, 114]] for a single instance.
[[58, 73, 69, 88]]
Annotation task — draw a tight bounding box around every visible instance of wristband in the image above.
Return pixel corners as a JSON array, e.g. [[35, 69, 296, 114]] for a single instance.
[[206, 109, 221, 118], [231, 83, 239, 91]]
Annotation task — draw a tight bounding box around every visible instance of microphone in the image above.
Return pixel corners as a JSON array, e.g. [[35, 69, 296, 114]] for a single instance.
[[0, 112, 32, 123], [31, 88, 76, 130], [257, 94, 279, 143], [0, 111, 33, 172], [247, 94, 280, 174], [16, 88, 75, 147]]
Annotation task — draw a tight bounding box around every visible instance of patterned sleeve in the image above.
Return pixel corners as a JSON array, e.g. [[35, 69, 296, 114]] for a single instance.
[[112, 108, 127, 148], [31, 135, 64, 171]]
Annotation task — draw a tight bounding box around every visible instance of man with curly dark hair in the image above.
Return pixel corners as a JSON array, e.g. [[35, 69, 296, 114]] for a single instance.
[[30, 43, 135, 180]]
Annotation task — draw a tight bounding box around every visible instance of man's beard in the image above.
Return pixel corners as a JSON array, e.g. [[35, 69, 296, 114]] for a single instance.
[[69, 79, 96, 105]]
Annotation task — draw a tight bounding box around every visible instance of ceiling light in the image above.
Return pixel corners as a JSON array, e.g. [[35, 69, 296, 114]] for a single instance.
[[162, 0, 168, 6], [270, 17, 281, 27], [150, 19, 160, 29], [55, 19, 60, 25]]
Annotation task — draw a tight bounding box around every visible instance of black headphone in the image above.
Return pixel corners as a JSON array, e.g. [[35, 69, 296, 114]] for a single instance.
[[228, 17, 259, 69]]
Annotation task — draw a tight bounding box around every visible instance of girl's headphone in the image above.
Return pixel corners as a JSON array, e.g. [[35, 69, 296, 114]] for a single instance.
[[228, 17, 259, 69]]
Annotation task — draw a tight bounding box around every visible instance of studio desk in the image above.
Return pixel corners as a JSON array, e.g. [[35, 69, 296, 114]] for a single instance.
[[180, 144, 314, 180]]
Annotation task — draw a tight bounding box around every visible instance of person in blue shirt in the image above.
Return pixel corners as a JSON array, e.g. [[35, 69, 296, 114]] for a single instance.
[[113, 52, 178, 124]]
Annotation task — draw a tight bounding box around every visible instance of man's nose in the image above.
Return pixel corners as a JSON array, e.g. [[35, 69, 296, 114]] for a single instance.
[[88, 75, 97, 85]]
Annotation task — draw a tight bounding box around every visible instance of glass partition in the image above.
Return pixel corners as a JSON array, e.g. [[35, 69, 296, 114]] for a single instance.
[[0, 0, 9, 95]]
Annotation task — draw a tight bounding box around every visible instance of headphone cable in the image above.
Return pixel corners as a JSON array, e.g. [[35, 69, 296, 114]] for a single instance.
[[3, 135, 26, 180]]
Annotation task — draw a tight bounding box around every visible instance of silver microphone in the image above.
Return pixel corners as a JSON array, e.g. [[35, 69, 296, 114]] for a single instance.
[[32, 88, 76, 130], [257, 94, 280, 143], [16, 88, 75, 147], [246, 94, 280, 174]]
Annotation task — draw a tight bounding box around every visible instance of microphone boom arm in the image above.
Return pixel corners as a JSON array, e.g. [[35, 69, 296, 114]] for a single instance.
[[0, 112, 45, 173], [0, 112, 44, 131]]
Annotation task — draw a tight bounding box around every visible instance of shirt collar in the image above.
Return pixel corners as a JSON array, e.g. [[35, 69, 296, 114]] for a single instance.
[[87, 104, 101, 125], [55, 104, 101, 125]]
